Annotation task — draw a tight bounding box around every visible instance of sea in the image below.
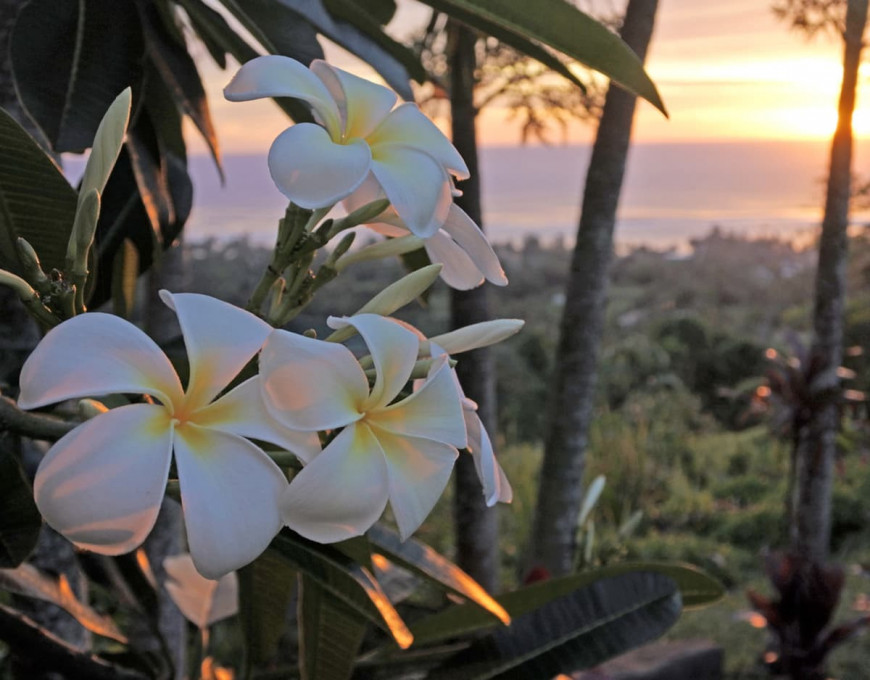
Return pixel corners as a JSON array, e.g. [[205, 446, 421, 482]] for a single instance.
[[165, 140, 870, 252]]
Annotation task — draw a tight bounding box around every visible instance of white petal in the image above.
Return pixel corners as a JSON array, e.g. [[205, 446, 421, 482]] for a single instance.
[[223, 55, 342, 138], [429, 319, 525, 356], [370, 144, 452, 238], [280, 423, 389, 543], [159, 292, 272, 409], [370, 359, 466, 448], [173, 425, 286, 579], [195, 377, 321, 464], [18, 313, 182, 410], [268, 124, 371, 209], [424, 230, 484, 290], [34, 404, 172, 555], [371, 425, 458, 540], [164, 553, 239, 627], [342, 173, 405, 232], [327, 314, 419, 410], [260, 329, 367, 431], [440, 205, 507, 286], [465, 410, 512, 506], [369, 103, 469, 179], [311, 60, 396, 140]]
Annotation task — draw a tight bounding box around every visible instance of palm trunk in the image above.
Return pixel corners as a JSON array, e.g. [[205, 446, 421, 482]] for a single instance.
[[448, 20, 500, 593], [791, 0, 867, 565], [528, 0, 660, 577]]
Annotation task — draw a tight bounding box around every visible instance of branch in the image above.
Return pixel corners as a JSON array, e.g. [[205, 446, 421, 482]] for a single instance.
[[0, 395, 77, 441], [0, 603, 147, 680]]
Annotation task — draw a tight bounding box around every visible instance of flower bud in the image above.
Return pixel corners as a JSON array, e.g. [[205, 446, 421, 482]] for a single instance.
[[15, 238, 50, 293], [325, 265, 442, 343], [428, 319, 525, 355]]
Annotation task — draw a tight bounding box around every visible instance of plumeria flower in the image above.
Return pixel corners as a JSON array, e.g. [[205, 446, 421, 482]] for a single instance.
[[224, 55, 469, 238], [18, 292, 319, 579], [344, 176, 507, 291], [259, 313, 467, 543]]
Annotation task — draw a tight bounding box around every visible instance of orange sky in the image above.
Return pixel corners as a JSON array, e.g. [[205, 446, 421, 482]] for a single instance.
[[190, 0, 866, 154]]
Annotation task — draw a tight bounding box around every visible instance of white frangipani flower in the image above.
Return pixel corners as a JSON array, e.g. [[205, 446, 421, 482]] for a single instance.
[[224, 55, 469, 238], [259, 313, 467, 543], [343, 176, 507, 291], [18, 292, 319, 579]]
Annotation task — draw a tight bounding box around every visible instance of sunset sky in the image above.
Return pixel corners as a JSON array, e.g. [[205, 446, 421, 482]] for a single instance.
[[193, 0, 867, 153]]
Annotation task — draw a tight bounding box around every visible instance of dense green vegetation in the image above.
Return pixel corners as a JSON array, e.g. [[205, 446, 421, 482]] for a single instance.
[[177, 225, 870, 677]]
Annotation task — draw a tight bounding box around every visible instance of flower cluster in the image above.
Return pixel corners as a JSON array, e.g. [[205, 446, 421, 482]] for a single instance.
[[19, 58, 521, 580], [20, 294, 520, 577], [225, 56, 507, 291]]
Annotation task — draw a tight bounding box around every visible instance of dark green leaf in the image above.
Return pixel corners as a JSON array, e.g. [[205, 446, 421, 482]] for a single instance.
[[186, 0, 314, 122], [238, 550, 296, 668], [322, 0, 426, 83], [0, 108, 77, 277], [137, 0, 222, 174], [222, 0, 324, 64], [270, 529, 413, 649], [298, 574, 367, 680], [368, 525, 509, 626], [410, 562, 717, 646], [0, 563, 127, 642], [426, 571, 681, 679], [274, 0, 415, 99], [424, 2, 586, 93], [0, 446, 40, 568], [417, 0, 666, 113], [11, 0, 144, 152], [0, 603, 148, 680], [142, 61, 188, 162]]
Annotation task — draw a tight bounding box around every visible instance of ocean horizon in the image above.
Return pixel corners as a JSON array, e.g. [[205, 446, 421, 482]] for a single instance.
[[181, 139, 870, 251]]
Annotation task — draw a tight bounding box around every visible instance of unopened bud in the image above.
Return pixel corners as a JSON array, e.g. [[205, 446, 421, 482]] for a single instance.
[[15, 238, 50, 293], [429, 319, 525, 356], [0, 268, 36, 300], [325, 265, 442, 344], [329, 198, 391, 236], [67, 189, 101, 275], [334, 234, 424, 272]]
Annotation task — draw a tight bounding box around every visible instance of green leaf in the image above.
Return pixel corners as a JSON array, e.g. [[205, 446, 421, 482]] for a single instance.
[[0, 108, 77, 277], [274, 0, 416, 99], [79, 88, 132, 209], [425, 571, 681, 679], [298, 574, 367, 680], [137, 0, 222, 174], [0, 446, 40, 568], [410, 562, 720, 646], [0, 562, 127, 643], [270, 529, 413, 649], [322, 0, 426, 83], [368, 525, 510, 626], [220, 0, 324, 64], [188, 0, 314, 123], [11, 0, 144, 152], [238, 550, 296, 668], [417, 0, 666, 114]]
